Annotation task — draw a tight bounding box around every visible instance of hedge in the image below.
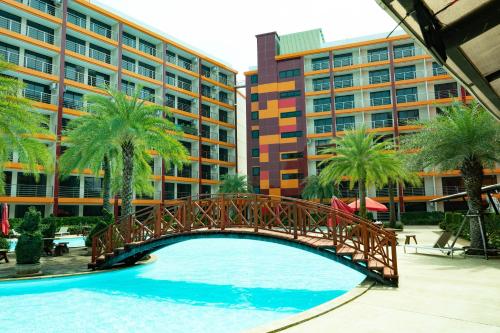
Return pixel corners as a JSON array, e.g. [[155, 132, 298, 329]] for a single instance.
[[401, 211, 445, 225], [10, 216, 104, 235]]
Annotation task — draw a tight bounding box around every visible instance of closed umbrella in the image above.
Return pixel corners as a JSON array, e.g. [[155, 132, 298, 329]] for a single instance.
[[1, 203, 9, 236], [328, 196, 355, 227]]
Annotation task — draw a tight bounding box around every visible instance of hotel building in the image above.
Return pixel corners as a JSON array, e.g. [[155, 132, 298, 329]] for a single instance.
[[0, 0, 238, 217], [245, 29, 499, 217]]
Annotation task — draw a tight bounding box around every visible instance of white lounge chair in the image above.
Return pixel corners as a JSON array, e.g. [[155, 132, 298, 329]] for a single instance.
[[404, 231, 464, 258], [56, 226, 70, 237]]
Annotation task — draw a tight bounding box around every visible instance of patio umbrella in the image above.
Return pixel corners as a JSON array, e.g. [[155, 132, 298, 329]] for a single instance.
[[348, 197, 388, 212], [328, 196, 355, 227], [1, 203, 9, 236]]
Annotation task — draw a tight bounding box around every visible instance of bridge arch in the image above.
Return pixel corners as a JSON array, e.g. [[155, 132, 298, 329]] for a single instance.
[[90, 194, 398, 286]]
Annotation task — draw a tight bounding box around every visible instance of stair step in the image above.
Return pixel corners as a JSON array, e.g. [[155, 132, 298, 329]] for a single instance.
[[336, 245, 356, 256], [124, 242, 141, 250], [383, 266, 397, 278], [368, 259, 385, 271], [104, 252, 115, 259], [95, 255, 105, 264], [352, 252, 367, 262], [114, 247, 125, 255]]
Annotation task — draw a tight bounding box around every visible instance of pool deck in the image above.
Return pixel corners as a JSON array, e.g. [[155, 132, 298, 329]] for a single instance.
[[275, 226, 500, 333]]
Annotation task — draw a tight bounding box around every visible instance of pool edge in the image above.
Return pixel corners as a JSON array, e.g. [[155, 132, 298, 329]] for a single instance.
[[243, 279, 374, 333]]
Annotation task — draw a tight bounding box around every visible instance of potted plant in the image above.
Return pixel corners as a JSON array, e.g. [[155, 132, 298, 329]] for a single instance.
[[15, 207, 43, 276]]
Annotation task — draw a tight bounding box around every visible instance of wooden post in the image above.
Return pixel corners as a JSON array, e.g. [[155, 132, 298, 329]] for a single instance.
[[332, 212, 338, 247], [92, 236, 97, 262], [221, 194, 226, 231], [253, 196, 259, 232], [363, 224, 369, 260], [155, 206, 161, 237], [185, 197, 192, 232], [126, 216, 132, 244], [293, 204, 298, 239], [106, 227, 112, 253], [391, 234, 398, 277]]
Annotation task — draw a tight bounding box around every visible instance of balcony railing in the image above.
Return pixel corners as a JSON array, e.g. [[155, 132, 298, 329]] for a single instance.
[[0, 49, 20, 65], [15, 184, 50, 197], [366, 52, 389, 63], [67, 12, 86, 28], [442, 185, 465, 195], [339, 188, 359, 198], [201, 150, 214, 159], [139, 43, 157, 57], [403, 187, 426, 196], [314, 124, 332, 134], [368, 74, 390, 84], [177, 169, 198, 179], [334, 78, 354, 88], [396, 93, 418, 104], [139, 91, 155, 103], [336, 122, 356, 132], [88, 75, 110, 89], [89, 48, 111, 64], [59, 186, 81, 198], [0, 16, 21, 34], [176, 101, 192, 112], [335, 100, 355, 110], [84, 187, 102, 198], [23, 88, 53, 104], [26, 25, 54, 44], [371, 118, 393, 129], [138, 66, 156, 79], [333, 57, 354, 68], [393, 46, 424, 59], [313, 103, 331, 112], [370, 96, 392, 106], [90, 22, 112, 39], [434, 89, 459, 99], [432, 66, 447, 76], [26, 0, 56, 16], [166, 54, 194, 72], [177, 124, 197, 136], [394, 70, 421, 81], [66, 40, 86, 55], [313, 82, 330, 91], [63, 97, 84, 111], [64, 67, 84, 83], [201, 172, 219, 180], [311, 61, 330, 71], [398, 116, 419, 126], [23, 54, 53, 74]]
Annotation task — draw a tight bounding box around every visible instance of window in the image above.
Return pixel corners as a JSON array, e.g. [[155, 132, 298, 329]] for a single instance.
[[122, 55, 135, 72], [251, 148, 259, 157], [178, 76, 192, 91], [281, 131, 303, 138], [219, 109, 229, 123], [89, 43, 111, 63], [0, 41, 19, 65], [122, 31, 136, 48], [26, 20, 54, 44], [313, 97, 331, 112], [178, 55, 192, 71], [311, 56, 329, 71], [250, 74, 258, 84], [251, 93, 259, 102], [314, 119, 332, 134], [280, 110, 302, 118], [336, 116, 355, 132], [139, 39, 156, 56], [281, 152, 303, 160], [396, 87, 418, 103], [121, 79, 135, 96], [23, 80, 51, 103], [312, 77, 330, 91], [252, 167, 260, 176], [282, 173, 302, 180], [90, 18, 111, 39], [66, 35, 85, 55], [434, 82, 458, 99], [88, 69, 110, 88], [432, 62, 446, 76], [219, 129, 228, 142], [371, 112, 393, 128], [315, 139, 330, 155], [24, 50, 52, 74], [367, 47, 388, 62], [333, 53, 353, 67], [334, 73, 353, 88], [0, 10, 22, 33], [393, 43, 415, 59], [279, 90, 301, 98], [335, 94, 354, 110], [398, 109, 419, 125], [219, 147, 228, 161], [370, 90, 391, 106], [368, 69, 390, 84], [251, 111, 259, 120], [279, 68, 300, 79], [251, 130, 259, 139], [63, 91, 83, 110], [394, 65, 416, 81]]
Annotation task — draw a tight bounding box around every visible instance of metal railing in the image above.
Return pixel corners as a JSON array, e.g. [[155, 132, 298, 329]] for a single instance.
[[371, 118, 393, 129], [89, 48, 111, 64], [0, 49, 20, 65], [90, 22, 113, 39], [334, 78, 354, 88], [442, 185, 465, 195], [396, 93, 418, 104], [368, 73, 391, 84], [59, 186, 81, 198], [64, 67, 84, 83], [394, 70, 421, 81], [339, 188, 359, 198], [11, 184, 51, 197], [66, 40, 86, 55], [398, 116, 419, 126], [393, 46, 423, 59], [122, 34, 136, 48], [176, 101, 192, 112], [138, 66, 156, 79], [63, 97, 84, 111], [122, 60, 135, 72], [370, 96, 392, 106], [336, 122, 356, 132], [26, 25, 54, 44], [333, 57, 354, 68], [177, 124, 198, 136], [166, 54, 194, 72], [139, 43, 157, 57], [314, 124, 332, 134], [23, 54, 53, 74], [335, 100, 355, 110], [26, 0, 56, 16], [201, 172, 219, 180], [402, 187, 426, 196], [434, 89, 459, 99], [311, 60, 330, 71], [201, 150, 215, 159], [22, 88, 53, 104], [313, 103, 331, 112], [0, 15, 21, 33], [313, 82, 330, 91], [139, 91, 155, 103], [366, 52, 389, 63], [84, 187, 102, 198], [67, 12, 86, 28], [432, 66, 447, 76], [177, 169, 198, 179]]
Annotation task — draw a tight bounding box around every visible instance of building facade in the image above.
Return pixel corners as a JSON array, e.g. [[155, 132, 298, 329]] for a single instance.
[[1, 0, 238, 217], [245, 29, 499, 217]]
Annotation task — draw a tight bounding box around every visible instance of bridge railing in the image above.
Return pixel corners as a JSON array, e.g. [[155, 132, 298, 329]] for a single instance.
[[91, 193, 398, 278]]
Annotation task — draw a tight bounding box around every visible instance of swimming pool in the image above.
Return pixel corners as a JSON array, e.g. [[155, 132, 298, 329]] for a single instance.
[[0, 238, 365, 332], [8, 236, 86, 251]]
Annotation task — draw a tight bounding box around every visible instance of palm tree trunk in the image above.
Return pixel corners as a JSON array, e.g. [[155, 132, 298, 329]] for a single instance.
[[102, 154, 111, 214], [460, 157, 487, 250], [121, 141, 134, 217], [388, 180, 396, 227], [359, 180, 367, 218]]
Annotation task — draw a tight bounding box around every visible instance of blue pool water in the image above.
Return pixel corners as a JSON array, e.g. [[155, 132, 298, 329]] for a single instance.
[[8, 236, 85, 251], [0, 238, 365, 333]]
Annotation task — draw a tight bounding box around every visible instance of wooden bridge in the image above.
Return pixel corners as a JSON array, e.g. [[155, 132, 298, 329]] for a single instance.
[[90, 194, 399, 286]]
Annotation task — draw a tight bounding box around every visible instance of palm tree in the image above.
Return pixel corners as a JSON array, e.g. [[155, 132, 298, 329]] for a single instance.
[[319, 127, 412, 218], [301, 175, 337, 203], [0, 59, 53, 193], [218, 174, 251, 193], [84, 88, 188, 216], [402, 101, 500, 249]]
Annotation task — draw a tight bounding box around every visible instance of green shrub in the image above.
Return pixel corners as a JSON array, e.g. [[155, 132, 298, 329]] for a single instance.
[[0, 236, 9, 250], [383, 221, 404, 229], [401, 211, 444, 225], [15, 207, 43, 264], [85, 210, 113, 247], [41, 218, 57, 253]]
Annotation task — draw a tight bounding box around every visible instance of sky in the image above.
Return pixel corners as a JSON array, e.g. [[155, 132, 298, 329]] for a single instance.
[[101, 0, 398, 77]]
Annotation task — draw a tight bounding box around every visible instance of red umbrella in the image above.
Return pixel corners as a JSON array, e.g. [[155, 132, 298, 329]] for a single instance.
[[348, 197, 388, 212], [1, 203, 9, 236], [328, 196, 354, 227]]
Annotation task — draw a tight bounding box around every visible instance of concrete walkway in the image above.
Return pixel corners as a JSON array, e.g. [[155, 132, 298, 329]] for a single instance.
[[282, 226, 500, 333]]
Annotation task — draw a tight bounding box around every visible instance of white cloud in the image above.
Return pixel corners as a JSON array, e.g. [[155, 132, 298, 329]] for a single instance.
[[100, 0, 397, 77]]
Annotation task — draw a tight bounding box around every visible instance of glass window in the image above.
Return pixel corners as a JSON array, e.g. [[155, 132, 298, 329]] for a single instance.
[[371, 112, 393, 128], [370, 90, 391, 106], [252, 167, 260, 176], [432, 62, 447, 76], [393, 43, 415, 59], [313, 97, 331, 112], [434, 82, 458, 99], [314, 118, 332, 133], [24, 50, 52, 74], [334, 73, 353, 88], [250, 74, 258, 84], [122, 31, 136, 48], [333, 53, 353, 67], [367, 47, 388, 62], [0, 41, 20, 65], [398, 109, 419, 125], [336, 116, 355, 132], [281, 152, 303, 160], [280, 111, 302, 118], [282, 173, 302, 180], [394, 65, 416, 81], [311, 56, 329, 71], [280, 131, 303, 138], [368, 69, 390, 84], [251, 93, 259, 102], [251, 130, 259, 139], [251, 111, 258, 120], [335, 94, 354, 110], [279, 68, 300, 79], [251, 148, 259, 157], [396, 87, 418, 103], [279, 90, 301, 98], [312, 77, 330, 91]]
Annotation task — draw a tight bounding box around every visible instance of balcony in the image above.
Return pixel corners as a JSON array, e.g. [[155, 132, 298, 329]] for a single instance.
[[66, 40, 86, 55], [201, 171, 219, 181], [26, 25, 54, 44], [442, 185, 465, 195], [0, 49, 20, 65], [313, 103, 331, 112], [139, 44, 157, 57], [432, 66, 447, 76], [166, 76, 192, 92], [63, 97, 84, 111], [177, 169, 198, 179], [166, 54, 195, 72], [336, 122, 356, 132], [393, 46, 423, 59], [398, 117, 419, 126], [177, 124, 197, 136], [137, 66, 156, 80], [369, 96, 392, 106], [339, 187, 358, 198], [201, 150, 214, 159], [368, 73, 390, 85], [333, 57, 353, 68], [396, 93, 418, 104], [434, 89, 459, 99], [25, 0, 56, 16], [335, 100, 355, 110], [334, 78, 354, 89], [313, 82, 330, 91], [395, 70, 417, 81], [139, 91, 155, 103], [89, 48, 111, 64], [7, 184, 50, 197], [90, 22, 113, 39], [314, 124, 332, 134], [371, 118, 393, 129], [59, 186, 81, 198], [366, 52, 389, 63], [0, 15, 21, 34], [67, 12, 86, 28], [402, 187, 426, 196], [310, 60, 329, 71], [23, 88, 53, 104]]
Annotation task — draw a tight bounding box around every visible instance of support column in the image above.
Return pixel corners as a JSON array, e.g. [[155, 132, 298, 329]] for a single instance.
[[52, 0, 68, 216], [328, 51, 337, 137], [197, 57, 203, 196]]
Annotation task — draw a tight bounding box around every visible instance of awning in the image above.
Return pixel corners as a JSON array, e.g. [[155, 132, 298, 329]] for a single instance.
[[376, 0, 500, 120]]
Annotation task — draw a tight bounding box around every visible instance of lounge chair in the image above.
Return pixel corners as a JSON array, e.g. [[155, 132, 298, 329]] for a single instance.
[[404, 231, 464, 258], [56, 226, 70, 237]]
